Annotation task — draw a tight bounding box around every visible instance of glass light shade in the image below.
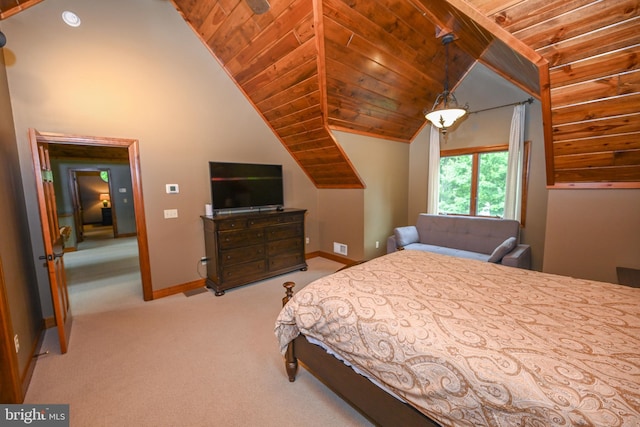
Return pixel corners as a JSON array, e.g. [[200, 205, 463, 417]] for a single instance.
[[62, 11, 81, 27], [425, 107, 467, 129]]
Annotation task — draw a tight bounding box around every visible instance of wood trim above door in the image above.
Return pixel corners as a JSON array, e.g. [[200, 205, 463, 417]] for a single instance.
[[31, 131, 153, 301]]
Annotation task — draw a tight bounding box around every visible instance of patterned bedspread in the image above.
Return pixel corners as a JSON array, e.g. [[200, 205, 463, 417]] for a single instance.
[[274, 250, 640, 426]]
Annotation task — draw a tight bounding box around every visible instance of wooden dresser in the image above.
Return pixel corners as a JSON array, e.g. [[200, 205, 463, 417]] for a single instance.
[[201, 208, 307, 295]]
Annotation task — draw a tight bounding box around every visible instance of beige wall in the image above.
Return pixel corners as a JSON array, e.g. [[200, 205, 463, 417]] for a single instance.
[[2, 0, 318, 305], [317, 189, 365, 260], [407, 125, 430, 223], [0, 44, 41, 396], [544, 189, 640, 283], [336, 131, 410, 260]]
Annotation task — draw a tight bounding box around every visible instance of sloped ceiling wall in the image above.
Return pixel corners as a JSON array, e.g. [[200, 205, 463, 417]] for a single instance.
[[471, 0, 640, 187], [2, 0, 639, 188], [170, 0, 548, 188]]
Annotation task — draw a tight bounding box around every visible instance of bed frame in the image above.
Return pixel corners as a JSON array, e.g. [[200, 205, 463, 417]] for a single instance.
[[282, 281, 441, 427]]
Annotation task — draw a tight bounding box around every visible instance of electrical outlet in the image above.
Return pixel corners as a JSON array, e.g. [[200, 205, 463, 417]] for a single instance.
[[14, 334, 19, 353], [200, 257, 209, 265], [305, 237, 310, 244], [333, 242, 348, 256], [375, 241, 379, 249]]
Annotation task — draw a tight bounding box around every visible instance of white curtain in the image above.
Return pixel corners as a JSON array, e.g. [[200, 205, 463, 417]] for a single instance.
[[427, 125, 440, 214], [504, 104, 525, 220]]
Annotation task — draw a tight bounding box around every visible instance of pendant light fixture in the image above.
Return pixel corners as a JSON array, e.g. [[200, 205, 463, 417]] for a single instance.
[[425, 34, 468, 134]]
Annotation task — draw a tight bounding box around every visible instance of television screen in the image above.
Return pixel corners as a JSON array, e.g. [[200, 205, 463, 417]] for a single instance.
[[209, 162, 284, 211]]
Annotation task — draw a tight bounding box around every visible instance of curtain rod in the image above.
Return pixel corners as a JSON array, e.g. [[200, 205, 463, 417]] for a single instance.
[[469, 97, 534, 115]]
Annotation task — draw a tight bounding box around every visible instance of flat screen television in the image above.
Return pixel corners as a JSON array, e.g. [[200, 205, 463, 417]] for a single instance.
[[209, 161, 284, 213]]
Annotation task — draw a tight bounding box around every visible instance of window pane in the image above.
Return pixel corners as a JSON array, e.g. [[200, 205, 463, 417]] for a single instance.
[[439, 155, 472, 214], [477, 151, 508, 217]]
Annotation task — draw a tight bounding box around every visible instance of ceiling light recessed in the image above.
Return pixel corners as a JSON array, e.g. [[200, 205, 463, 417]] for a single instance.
[[62, 11, 81, 27]]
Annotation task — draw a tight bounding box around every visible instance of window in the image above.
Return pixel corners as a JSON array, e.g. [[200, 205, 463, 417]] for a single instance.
[[438, 143, 530, 222]]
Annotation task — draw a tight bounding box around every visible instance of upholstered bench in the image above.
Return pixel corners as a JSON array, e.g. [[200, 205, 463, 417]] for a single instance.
[[387, 214, 531, 269]]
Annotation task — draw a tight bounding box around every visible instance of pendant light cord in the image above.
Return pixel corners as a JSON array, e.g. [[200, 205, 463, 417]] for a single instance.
[[442, 34, 454, 104]]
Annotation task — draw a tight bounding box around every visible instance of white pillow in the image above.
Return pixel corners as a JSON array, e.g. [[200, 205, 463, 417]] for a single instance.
[[488, 237, 517, 263]]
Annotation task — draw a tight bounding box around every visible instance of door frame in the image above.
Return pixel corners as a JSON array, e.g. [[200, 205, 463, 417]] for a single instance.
[[31, 130, 153, 301]]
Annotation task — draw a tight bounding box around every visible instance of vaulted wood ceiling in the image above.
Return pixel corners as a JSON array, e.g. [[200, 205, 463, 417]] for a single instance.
[[0, 0, 43, 19], [2, 0, 638, 189]]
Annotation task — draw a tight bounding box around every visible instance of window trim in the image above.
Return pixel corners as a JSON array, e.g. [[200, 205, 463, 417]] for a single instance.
[[439, 141, 531, 226]]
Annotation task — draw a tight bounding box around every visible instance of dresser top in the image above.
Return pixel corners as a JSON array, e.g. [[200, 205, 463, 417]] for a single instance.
[[201, 208, 305, 221]]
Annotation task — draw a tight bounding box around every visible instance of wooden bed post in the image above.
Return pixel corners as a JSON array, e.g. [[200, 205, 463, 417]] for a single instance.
[[282, 281, 298, 382]]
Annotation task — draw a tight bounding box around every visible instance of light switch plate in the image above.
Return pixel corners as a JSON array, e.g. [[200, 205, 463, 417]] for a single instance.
[[164, 209, 178, 219], [166, 184, 179, 194]]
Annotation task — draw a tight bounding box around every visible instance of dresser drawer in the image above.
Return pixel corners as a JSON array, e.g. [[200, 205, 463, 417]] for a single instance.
[[216, 219, 247, 231], [220, 245, 265, 266], [278, 213, 304, 225], [268, 237, 302, 256], [267, 223, 303, 241], [247, 213, 303, 228], [221, 260, 266, 282], [218, 229, 264, 249], [269, 253, 305, 271]]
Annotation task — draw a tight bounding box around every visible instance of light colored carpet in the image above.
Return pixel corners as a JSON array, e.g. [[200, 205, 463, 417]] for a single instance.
[[26, 229, 373, 426], [64, 225, 143, 315]]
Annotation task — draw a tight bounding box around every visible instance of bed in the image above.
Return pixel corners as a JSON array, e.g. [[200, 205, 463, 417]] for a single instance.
[[274, 250, 640, 426]]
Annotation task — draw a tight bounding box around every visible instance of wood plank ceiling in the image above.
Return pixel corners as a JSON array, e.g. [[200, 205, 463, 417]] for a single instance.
[[0, 0, 43, 19], [470, 0, 640, 187], [1, 0, 638, 189]]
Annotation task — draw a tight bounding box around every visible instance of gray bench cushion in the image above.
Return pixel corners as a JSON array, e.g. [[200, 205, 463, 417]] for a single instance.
[[416, 214, 520, 255], [388, 214, 531, 269], [404, 243, 491, 262]]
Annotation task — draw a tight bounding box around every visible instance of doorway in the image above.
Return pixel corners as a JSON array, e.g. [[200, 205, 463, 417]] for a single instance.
[[70, 169, 114, 243], [64, 166, 142, 314], [32, 130, 153, 302], [64, 225, 141, 315]]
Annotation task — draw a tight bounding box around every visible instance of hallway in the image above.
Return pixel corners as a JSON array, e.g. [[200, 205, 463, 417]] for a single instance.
[[64, 225, 142, 315]]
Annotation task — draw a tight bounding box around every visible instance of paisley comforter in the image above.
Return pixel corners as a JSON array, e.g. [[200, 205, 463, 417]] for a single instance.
[[275, 250, 640, 426]]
